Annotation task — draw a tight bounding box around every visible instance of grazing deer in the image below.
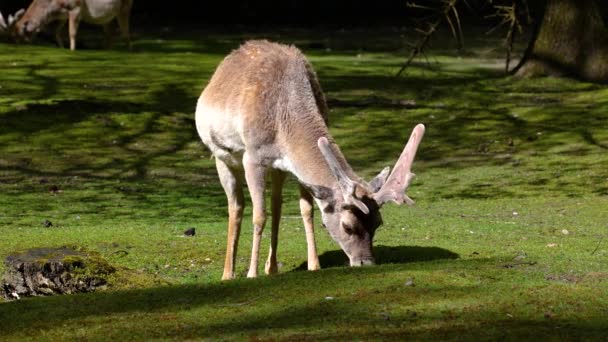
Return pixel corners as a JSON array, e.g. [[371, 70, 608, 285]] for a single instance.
[[0, 10, 25, 38], [10, 0, 133, 51], [196, 40, 425, 280]]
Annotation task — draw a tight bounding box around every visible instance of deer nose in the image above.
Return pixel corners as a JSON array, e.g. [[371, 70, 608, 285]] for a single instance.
[[350, 257, 375, 267], [21, 21, 34, 34]]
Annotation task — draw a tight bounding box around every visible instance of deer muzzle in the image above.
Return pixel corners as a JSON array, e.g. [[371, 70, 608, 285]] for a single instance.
[[350, 257, 375, 267]]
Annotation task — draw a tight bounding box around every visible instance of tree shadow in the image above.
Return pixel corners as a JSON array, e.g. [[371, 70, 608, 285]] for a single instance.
[[1, 81, 198, 181], [315, 62, 608, 199], [0, 98, 144, 135], [0, 256, 604, 340], [2, 30, 607, 206], [0, 258, 485, 336], [294, 245, 459, 270]]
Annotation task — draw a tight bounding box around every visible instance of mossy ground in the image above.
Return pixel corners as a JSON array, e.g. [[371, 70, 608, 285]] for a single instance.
[[0, 27, 607, 340]]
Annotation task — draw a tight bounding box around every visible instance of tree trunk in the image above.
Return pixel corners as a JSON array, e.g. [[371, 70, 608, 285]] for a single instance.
[[515, 0, 608, 82]]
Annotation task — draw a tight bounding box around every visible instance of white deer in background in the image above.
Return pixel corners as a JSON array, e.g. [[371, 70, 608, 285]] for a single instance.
[[196, 40, 425, 280], [3, 0, 133, 50]]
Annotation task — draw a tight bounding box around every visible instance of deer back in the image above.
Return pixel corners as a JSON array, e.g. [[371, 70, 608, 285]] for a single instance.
[[196, 40, 351, 185]]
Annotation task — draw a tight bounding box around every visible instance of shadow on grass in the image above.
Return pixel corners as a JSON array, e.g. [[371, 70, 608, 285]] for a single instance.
[[317, 66, 608, 199], [0, 99, 144, 135], [0, 256, 605, 340], [2, 31, 608, 203], [294, 245, 459, 270], [0, 81, 199, 181]]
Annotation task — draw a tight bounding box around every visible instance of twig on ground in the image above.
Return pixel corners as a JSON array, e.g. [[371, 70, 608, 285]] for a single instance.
[[215, 296, 263, 307], [503, 261, 537, 268], [591, 236, 604, 255], [107, 250, 129, 257]]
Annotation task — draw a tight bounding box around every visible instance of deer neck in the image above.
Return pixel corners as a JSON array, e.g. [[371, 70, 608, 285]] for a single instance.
[[281, 120, 359, 191]]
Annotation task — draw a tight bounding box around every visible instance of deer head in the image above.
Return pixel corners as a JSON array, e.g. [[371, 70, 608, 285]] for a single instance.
[[10, 0, 71, 41], [0, 9, 25, 39], [307, 124, 426, 266]]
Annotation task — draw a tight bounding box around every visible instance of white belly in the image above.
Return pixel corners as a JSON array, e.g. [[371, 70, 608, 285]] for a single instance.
[[81, 0, 122, 24]]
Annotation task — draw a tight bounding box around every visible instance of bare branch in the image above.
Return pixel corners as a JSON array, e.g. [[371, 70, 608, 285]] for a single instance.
[[396, 0, 461, 76], [451, 5, 464, 48]]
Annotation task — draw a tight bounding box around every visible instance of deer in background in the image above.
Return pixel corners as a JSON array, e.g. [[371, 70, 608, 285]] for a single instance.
[[7, 0, 133, 51], [0, 10, 25, 38], [196, 40, 425, 280]]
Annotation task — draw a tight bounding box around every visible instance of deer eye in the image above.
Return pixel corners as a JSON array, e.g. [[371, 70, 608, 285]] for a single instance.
[[342, 222, 355, 235]]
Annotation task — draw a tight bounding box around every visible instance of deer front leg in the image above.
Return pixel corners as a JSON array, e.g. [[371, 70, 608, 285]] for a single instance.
[[300, 185, 320, 271], [216, 159, 245, 281], [68, 8, 81, 51], [265, 170, 286, 275], [244, 153, 267, 278]]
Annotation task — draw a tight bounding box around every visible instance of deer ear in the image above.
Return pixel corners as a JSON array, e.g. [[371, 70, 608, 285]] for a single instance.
[[317, 136, 370, 214], [6, 9, 24, 27], [344, 196, 370, 215], [300, 181, 334, 201], [369, 166, 390, 192], [0, 11, 6, 30]]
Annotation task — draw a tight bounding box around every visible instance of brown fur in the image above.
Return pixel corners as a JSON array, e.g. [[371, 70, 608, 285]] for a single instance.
[[13, 0, 132, 50], [196, 40, 425, 280]]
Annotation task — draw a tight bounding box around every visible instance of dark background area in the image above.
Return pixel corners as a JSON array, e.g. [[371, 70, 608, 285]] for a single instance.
[[3, 0, 608, 28], [0, 0, 500, 28]]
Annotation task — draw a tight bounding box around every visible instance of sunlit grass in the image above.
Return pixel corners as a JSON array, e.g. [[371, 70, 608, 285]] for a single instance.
[[0, 29, 606, 340]]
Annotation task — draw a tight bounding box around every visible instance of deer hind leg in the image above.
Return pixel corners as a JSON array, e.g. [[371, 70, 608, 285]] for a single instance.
[[299, 185, 320, 271], [117, 0, 133, 49], [54, 20, 66, 48], [265, 170, 286, 275], [243, 153, 267, 278], [216, 158, 245, 281], [103, 22, 114, 49]]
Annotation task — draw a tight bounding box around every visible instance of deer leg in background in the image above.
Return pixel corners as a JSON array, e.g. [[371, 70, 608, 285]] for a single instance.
[[117, 0, 132, 49], [216, 159, 245, 281], [103, 22, 114, 48], [54, 20, 65, 48], [265, 170, 286, 275], [244, 153, 267, 278], [68, 8, 80, 51], [299, 184, 320, 271]]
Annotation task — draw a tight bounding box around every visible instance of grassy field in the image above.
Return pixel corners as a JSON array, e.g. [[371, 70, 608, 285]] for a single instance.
[[0, 28, 607, 340]]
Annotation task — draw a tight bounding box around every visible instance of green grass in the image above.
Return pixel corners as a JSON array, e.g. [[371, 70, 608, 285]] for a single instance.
[[0, 28, 607, 340]]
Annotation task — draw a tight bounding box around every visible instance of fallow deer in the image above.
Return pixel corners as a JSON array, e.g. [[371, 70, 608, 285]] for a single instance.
[[195, 40, 425, 280], [10, 0, 133, 51], [0, 10, 25, 38]]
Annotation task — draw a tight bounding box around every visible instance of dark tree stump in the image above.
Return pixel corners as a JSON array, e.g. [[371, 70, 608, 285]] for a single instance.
[[1, 247, 115, 301]]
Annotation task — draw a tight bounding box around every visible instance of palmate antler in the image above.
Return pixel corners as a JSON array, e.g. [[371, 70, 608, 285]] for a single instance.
[[316, 124, 425, 211], [373, 124, 425, 206]]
